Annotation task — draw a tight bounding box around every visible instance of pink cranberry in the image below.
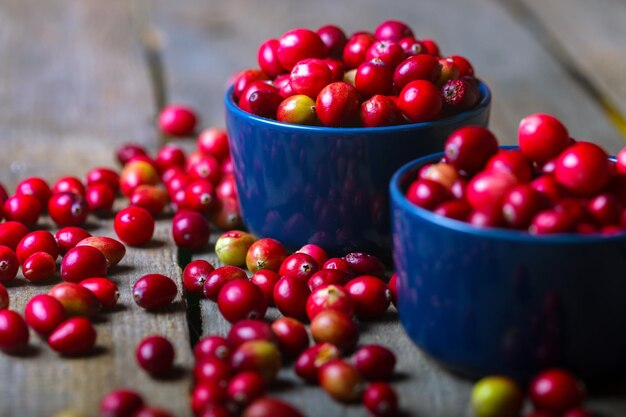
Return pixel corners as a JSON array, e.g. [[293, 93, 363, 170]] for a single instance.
[[100, 389, 145, 417], [86, 184, 115, 216], [60, 245, 108, 283], [158, 104, 197, 137], [588, 193, 620, 226], [76, 236, 126, 268], [132, 274, 177, 310], [233, 69, 270, 100], [441, 78, 479, 111], [52, 176, 86, 196], [136, 335, 175, 377], [191, 382, 228, 415], [448, 55, 475, 77], [343, 252, 385, 278], [322, 257, 354, 278], [217, 279, 267, 323], [388, 273, 398, 307], [318, 359, 364, 402], [317, 25, 347, 58], [48, 192, 89, 227], [530, 210, 576, 234], [434, 200, 472, 221], [518, 113, 569, 164]]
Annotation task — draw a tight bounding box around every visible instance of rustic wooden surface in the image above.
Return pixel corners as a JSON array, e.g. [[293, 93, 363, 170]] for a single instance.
[[1, 0, 626, 415]]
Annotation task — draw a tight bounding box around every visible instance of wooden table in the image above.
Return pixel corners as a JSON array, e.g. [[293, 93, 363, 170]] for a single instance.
[[1, 0, 625, 416]]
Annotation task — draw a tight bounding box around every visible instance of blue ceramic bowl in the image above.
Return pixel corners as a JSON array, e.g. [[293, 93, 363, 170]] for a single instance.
[[390, 152, 626, 380], [225, 82, 491, 258]]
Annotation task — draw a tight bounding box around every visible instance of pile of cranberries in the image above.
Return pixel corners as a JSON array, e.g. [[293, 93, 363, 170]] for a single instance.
[[405, 113, 626, 234], [471, 369, 591, 417], [233, 20, 480, 127]]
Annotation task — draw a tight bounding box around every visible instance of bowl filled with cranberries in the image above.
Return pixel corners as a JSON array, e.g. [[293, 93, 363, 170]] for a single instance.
[[225, 20, 491, 258], [390, 114, 626, 379]]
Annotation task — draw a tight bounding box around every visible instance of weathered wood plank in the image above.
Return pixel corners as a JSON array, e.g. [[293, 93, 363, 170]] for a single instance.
[[0, 1, 192, 416]]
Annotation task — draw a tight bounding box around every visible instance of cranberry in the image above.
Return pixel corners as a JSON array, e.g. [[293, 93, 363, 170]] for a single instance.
[[315, 82, 360, 127], [393, 54, 441, 90], [185, 179, 216, 213], [485, 149, 533, 183], [130, 185, 168, 217], [436, 57, 460, 86], [471, 375, 524, 417], [23, 294, 65, 336], [531, 175, 566, 203], [183, 259, 215, 296], [216, 175, 238, 201], [133, 407, 173, 417], [0, 246, 19, 283], [277, 95, 318, 125], [375, 20, 413, 41], [318, 359, 364, 403], [502, 185, 548, 229], [80, 278, 119, 309], [307, 269, 350, 291], [203, 265, 247, 301], [343, 33, 376, 69], [158, 104, 197, 137], [48, 317, 96, 355], [227, 319, 276, 348], [86, 167, 120, 192], [441, 78, 479, 111], [419, 162, 460, 189], [295, 342, 341, 383], [434, 199, 472, 221], [555, 142, 611, 197], [0, 309, 29, 353], [588, 193, 620, 226], [189, 154, 222, 186], [278, 253, 318, 281], [218, 279, 267, 323], [448, 55, 474, 77], [242, 398, 304, 417], [230, 340, 281, 381], [120, 160, 160, 197], [16, 230, 59, 264], [469, 210, 504, 228], [171, 210, 210, 250], [135, 335, 175, 377], [4, 194, 42, 227], [310, 309, 359, 352], [238, 80, 283, 119], [617, 147, 626, 174], [86, 184, 115, 216], [194, 335, 232, 362], [132, 274, 177, 310], [194, 356, 232, 386], [343, 252, 385, 277], [114, 206, 155, 246], [467, 171, 518, 215], [317, 25, 347, 57], [210, 197, 243, 230], [360, 94, 401, 127], [277, 28, 326, 71], [406, 178, 451, 209], [214, 230, 255, 267], [444, 126, 499, 174], [518, 113, 569, 164], [227, 371, 267, 407], [530, 369, 585, 414], [155, 145, 186, 172], [365, 41, 406, 68], [563, 408, 595, 417], [397, 80, 442, 123], [61, 245, 107, 283], [99, 389, 144, 417], [256, 39, 285, 79], [116, 143, 148, 166], [0, 183, 6, 204], [245, 238, 287, 273], [0, 283, 8, 309], [250, 270, 280, 305], [353, 345, 396, 380], [530, 209, 576, 234], [322, 257, 354, 278], [197, 127, 230, 160], [55, 227, 91, 256], [22, 252, 56, 282], [271, 317, 309, 357], [289, 58, 332, 98], [363, 382, 398, 417], [49, 282, 101, 317], [0, 221, 29, 250], [76, 236, 126, 268], [199, 405, 235, 417], [325, 57, 346, 80], [190, 382, 228, 415], [388, 273, 398, 307], [355, 59, 393, 97], [306, 284, 354, 320], [16, 177, 52, 207], [233, 69, 271, 100], [345, 276, 389, 320], [273, 275, 311, 321]]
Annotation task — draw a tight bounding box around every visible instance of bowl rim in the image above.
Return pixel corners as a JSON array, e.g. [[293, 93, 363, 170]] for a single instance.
[[389, 150, 626, 244], [224, 80, 491, 134]]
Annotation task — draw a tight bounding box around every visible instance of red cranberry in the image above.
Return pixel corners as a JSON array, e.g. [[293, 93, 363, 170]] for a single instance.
[[393, 54, 441, 90], [86, 184, 115, 216], [136, 335, 175, 377], [310, 310, 359, 352], [397, 80, 442, 122], [183, 259, 215, 296], [343, 33, 376, 69], [130, 185, 168, 217], [343, 252, 385, 278], [355, 59, 393, 97], [0, 309, 29, 353], [86, 167, 120, 192], [467, 171, 518, 215], [194, 335, 232, 362], [353, 345, 396, 380], [197, 127, 230, 160], [190, 382, 228, 416], [199, 405, 235, 417], [52, 176, 85, 196], [306, 284, 354, 320], [279, 253, 319, 281], [289, 58, 332, 98], [318, 359, 364, 402], [531, 175, 566, 203], [345, 276, 389, 320], [114, 206, 155, 246], [116, 143, 148, 166], [216, 175, 238, 201], [322, 257, 354, 278], [16, 230, 59, 264], [133, 407, 173, 417], [48, 317, 96, 355], [444, 126, 499, 174], [0, 221, 29, 251], [315, 81, 360, 127], [485, 149, 533, 183], [120, 160, 160, 197], [277, 28, 326, 71], [363, 382, 399, 417], [242, 398, 304, 417], [555, 142, 611, 197], [171, 210, 210, 250], [448, 55, 474, 77], [434, 199, 472, 221], [132, 274, 177, 310], [100, 389, 144, 417], [250, 270, 280, 305], [419, 162, 460, 189], [388, 273, 398, 307], [227, 319, 276, 348], [24, 294, 65, 336], [563, 408, 594, 417], [530, 209, 576, 234], [158, 104, 197, 137], [317, 25, 347, 57], [203, 265, 247, 301], [76, 236, 126, 268], [233, 69, 270, 100], [518, 113, 569, 164], [295, 342, 341, 383], [436, 57, 460, 85], [588, 193, 620, 226], [365, 41, 406, 68], [307, 269, 350, 291], [530, 369, 585, 414], [49, 282, 101, 317], [230, 340, 281, 381], [210, 197, 243, 230], [156, 144, 186, 172], [185, 179, 216, 213], [238, 80, 283, 119], [22, 252, 56, 282], [406, 178, 451, 209], [0, 246, 19, 283], [227, 371, 267, 407], [80, 278, 119, 309], [502, 184, 548, 229], [4, 194, 41, 227], [60, 245, 107, 283], [194, 356, 232, 386], [441, 78, 479, 111], [271, 317, 310, 357], [273, 275, 311, 321], [257, 39, 285, 79], [360, 95, 401, 127], [15, 177, 51, 207], [375, 20, 414, 41], [245, 238, 287, 273], [0, 283, 8, 309], [55, 227, 91, 256], [218, 279, 267, 323]]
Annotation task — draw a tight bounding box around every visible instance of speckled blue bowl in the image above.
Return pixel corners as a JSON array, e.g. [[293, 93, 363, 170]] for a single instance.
[[390, 152, 626, 380], [225, 82, 491, 259]]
